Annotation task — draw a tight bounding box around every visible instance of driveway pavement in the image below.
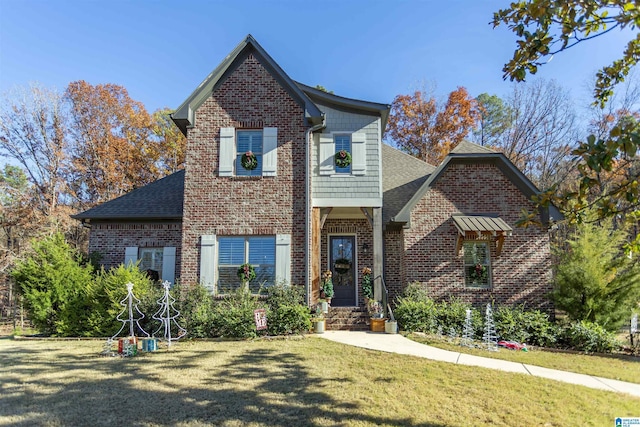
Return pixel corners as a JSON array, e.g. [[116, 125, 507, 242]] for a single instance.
[[319, 330, 640, 398]]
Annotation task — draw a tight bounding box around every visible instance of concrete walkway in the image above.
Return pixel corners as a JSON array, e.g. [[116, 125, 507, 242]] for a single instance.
[[319, 331, 640, 398]]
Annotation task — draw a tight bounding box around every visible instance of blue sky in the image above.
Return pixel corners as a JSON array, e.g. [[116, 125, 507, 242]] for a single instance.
[[0, 0, 634, 113]]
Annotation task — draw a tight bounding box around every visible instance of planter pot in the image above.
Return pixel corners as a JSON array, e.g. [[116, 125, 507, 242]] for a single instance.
[[385, 320, 398, 334], [370, 318, 386, 332], [320, 301, 329, 313], [314, 320, 326, 334]]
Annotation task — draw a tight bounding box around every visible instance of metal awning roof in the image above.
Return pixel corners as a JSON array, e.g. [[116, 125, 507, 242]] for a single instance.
[[453, 215, 513, 237]]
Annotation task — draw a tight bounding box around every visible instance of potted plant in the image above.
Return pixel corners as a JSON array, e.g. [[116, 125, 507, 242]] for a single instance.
[[385, 304, 398, 334], [311, 303, 325, 334], [361, 266, 373, 304], [321, 270, 334, 303], [368, 300, 386, 332], [319, 299, 329, 314]]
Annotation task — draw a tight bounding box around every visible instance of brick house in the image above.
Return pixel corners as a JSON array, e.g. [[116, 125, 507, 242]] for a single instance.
[[73, 35, 560, 321]]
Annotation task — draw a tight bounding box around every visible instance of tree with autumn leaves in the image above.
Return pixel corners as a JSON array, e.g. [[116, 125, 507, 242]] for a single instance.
[[386, 86, 481, 165], [0, 81, 186, 258], [493, 0, 640, 226]]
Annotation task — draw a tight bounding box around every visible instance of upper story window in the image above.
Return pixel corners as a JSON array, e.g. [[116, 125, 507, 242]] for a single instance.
[[334, 134, 351, 174], [463, 241, 491, 288], [236, 130, 263, 176], [319, 132, 366, 176], [219, 127, 278, 177]]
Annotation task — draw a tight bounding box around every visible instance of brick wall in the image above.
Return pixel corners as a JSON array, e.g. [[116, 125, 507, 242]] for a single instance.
[[402, 162, 553, 312], [383, 227, 405, 304], [88, 221, 182, 273], [180, 53, 308, 286]]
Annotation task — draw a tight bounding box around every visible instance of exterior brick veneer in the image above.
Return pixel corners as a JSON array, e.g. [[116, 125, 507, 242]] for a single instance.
[[400, 162, 553, 312], [383, 227, 405, 304], [88, 222, 182, 273], [180, 54, 309, 286]]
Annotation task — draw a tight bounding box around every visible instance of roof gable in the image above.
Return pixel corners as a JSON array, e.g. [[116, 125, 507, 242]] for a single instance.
[[171, 35, 323, 135], [391, 141, 562, 226], [381, 144, 435, 225], [72, 170, 185, 221], [296, 82, 391, 133]]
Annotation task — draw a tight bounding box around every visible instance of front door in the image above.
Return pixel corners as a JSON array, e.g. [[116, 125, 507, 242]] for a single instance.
[[329, 236, 356, 306]]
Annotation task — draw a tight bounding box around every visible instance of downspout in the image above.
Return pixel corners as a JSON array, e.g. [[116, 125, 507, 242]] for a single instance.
[[305, 114, 326, 306]]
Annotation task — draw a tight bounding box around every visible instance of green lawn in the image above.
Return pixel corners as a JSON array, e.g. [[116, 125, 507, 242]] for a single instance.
[[0, 337, 638, 427], [407, 333, 640, 385]]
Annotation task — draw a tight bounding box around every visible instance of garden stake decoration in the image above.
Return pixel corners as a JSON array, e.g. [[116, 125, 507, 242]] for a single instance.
[[461, 309, 474, 347], [152, 281, 187, 348], [107, 282, 150, 357], [483, 304, 498, 351], [447, 326, 457, 343]]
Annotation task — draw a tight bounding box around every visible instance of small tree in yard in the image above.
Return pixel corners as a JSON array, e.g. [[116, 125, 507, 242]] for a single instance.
[[11, 233, 94, 336], [552, 218, 640, 331]]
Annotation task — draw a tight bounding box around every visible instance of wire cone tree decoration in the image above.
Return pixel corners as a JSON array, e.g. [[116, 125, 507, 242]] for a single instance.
[[483, 304, 498, 352], [111, 282, 150, 341], [461, 308, 474, 347], [152, 281, 187, 347]]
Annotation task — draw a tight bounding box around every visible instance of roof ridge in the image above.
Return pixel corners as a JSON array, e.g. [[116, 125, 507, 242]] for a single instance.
[[382, 143, 437, 169]]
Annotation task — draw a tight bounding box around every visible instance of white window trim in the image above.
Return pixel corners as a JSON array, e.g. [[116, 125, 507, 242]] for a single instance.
[[318, 132, 366, 176], [214, 235, 287, 294], [462, 241, 492, 289], [220, 127, 278, 178], [125, 246, 177, 285]]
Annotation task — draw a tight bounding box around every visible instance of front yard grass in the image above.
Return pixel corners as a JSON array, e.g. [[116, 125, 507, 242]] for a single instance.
[[1, 337, 638, 427], [407, 332, 640, 385]]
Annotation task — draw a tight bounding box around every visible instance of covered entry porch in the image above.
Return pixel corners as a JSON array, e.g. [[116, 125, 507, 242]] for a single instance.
[[310, 206, 384, 309]]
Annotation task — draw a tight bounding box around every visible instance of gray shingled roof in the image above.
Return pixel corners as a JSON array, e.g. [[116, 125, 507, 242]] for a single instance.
[[381, 144, 435, 225], [72, 170, 184, 220], [450, 140, 497, 154]]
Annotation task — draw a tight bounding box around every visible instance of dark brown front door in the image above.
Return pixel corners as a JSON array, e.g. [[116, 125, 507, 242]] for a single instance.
[[329, 236, 356, 306]]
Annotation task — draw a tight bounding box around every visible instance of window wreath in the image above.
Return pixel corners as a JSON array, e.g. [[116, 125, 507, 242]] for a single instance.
[[237, 263, 256, 282], [334, 150, 352, 168], [468, 263, 488, 282], [241, 151, 258, 170]]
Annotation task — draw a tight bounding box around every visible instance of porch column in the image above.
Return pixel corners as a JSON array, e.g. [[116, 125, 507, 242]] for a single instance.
[[311, 207, 321, 305], [373, 207, 383, 301]]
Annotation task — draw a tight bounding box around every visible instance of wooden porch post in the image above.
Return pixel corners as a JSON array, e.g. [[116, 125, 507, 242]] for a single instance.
[[311, 207, 321, 305], [373, 207, 383, 301]]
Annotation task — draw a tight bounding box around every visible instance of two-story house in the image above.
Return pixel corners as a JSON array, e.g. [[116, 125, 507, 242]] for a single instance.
[[73, 35, 559, 325]]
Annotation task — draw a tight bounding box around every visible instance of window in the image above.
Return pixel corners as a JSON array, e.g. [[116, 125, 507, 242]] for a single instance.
[[334, 134, 351, 173], [217, 236, 276, 293], [139, 248, 163, 279], [463, 241, 491, 288], [236, 130, 262, 176]]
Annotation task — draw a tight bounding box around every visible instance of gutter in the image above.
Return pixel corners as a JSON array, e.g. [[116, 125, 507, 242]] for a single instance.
[[304, 115, 326, 306]]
